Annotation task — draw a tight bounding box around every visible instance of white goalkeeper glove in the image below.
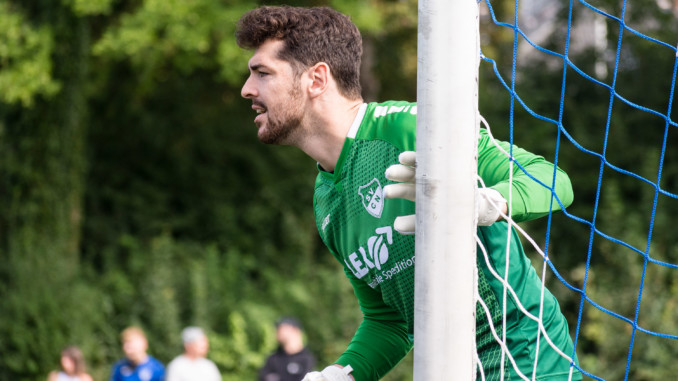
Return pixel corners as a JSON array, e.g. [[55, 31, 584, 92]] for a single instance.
[[383, 151, 508, 234], [383, 151, 417, 235], [302, 365, 354, 381], [477, 187, 507, 226]]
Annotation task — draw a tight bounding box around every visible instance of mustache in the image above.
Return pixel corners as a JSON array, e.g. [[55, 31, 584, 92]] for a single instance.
[[252, 100, 266, 110]]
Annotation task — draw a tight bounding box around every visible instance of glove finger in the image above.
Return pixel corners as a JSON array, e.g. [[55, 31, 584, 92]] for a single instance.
[[385, 164, 415, 183], [383, 183, 415, 202], [394, 215, 415, 234], [478, 187, 506, 204], [320, 365, 353, 381], [302, 371, 325, 381], [399, 151, 417, 167], [477, 204, 500, 226], [477, 188, 506, 226]]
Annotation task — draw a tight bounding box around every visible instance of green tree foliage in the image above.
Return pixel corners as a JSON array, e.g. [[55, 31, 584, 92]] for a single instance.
[[0, 0, 415, 380], [0, 0, 60, 106], [0, 0, 96, 379]]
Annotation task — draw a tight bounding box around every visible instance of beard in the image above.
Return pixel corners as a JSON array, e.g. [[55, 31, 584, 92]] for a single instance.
[[256, 83, 304, 145]]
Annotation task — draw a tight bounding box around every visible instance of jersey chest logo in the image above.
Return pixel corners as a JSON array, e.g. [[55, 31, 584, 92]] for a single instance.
[[358, 178, 384, 218], [344, 226, 393, 279]]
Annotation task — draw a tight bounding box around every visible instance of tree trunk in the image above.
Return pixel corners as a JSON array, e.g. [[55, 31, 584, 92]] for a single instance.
[[0, 4, 90, 378]]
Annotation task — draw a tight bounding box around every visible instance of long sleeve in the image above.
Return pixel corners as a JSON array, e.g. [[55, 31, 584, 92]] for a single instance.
[[334, 270, 413, 381], [258, 354, 275, 381], [477, 128, 573, 222]]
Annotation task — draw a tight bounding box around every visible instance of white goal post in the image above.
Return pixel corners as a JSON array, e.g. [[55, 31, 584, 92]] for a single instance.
[[413, 0, 480, 379]]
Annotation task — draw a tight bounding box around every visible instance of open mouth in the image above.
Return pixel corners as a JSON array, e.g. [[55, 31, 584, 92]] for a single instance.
[[252, 103, 267, 122], [252, 102, 266, 113]]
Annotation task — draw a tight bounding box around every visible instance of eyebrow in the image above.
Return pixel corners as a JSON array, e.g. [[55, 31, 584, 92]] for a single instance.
[[249, 63, 272, 72]]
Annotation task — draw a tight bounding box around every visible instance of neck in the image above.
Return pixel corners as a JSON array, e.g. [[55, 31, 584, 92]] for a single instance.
[[184, 352, 201, 360], [131, 354, 148, 366], [282, 340, 304, 355], [295, 98, 363, 172]]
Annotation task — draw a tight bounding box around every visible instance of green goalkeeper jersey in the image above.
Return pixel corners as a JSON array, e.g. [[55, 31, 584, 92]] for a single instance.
[[313, 101, 581, 381]]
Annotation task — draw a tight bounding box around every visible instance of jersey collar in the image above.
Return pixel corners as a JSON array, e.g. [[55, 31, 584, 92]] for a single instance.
[[317, 103, 368, 181], [347, 103, 367, 138]]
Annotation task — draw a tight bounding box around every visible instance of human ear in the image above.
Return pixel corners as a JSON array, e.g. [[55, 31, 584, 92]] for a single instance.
[[307, 62, 330, 98]]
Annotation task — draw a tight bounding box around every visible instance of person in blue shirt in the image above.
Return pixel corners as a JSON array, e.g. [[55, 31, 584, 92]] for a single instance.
[[110, 326, 165, 381]]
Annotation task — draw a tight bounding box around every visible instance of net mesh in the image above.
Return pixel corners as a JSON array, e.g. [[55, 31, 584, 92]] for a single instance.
[[478, 0, 678, 378]]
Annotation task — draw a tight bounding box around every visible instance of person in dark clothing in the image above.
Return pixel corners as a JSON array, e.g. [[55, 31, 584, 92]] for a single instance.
[[259, 317, 316, 381]]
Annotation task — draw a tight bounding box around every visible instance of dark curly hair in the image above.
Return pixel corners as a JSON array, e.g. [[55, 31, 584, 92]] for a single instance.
[[236, 6, 363, 100]]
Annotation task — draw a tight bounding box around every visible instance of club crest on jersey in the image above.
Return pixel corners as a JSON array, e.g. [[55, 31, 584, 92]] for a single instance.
[[358, 178, 384, 218]]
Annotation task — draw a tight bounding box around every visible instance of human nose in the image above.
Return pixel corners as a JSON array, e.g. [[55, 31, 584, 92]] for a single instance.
[[241, 75, 256, 99]]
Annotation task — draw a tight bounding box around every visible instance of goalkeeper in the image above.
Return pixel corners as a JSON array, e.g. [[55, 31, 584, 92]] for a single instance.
[[236, 5, 582, 381]]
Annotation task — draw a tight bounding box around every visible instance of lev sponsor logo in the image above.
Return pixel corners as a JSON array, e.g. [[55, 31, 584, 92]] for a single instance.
[[358, 178, 384, 218], [344, 226, 393, 279]]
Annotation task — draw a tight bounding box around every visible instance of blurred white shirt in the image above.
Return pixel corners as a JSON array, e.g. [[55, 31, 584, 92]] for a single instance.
[[166, 355, 221, 381]]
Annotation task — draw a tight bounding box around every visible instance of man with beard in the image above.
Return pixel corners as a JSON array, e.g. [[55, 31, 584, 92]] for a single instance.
[[236, 5, 582, 381]]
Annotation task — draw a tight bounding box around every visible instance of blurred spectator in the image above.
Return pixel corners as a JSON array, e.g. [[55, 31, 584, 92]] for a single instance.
[[259, 317, 316, 381], [166, 326, 221, 381], [47, 346, 93, 381], [110, 326, 165, 381]]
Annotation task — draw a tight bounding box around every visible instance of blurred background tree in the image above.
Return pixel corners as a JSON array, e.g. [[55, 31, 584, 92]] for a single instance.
[[1, 0, 676, 380], [0, 0, 417, 380]]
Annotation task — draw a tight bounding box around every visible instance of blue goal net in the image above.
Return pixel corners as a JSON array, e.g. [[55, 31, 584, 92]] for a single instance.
[[478, 0, 678, 379]]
